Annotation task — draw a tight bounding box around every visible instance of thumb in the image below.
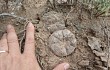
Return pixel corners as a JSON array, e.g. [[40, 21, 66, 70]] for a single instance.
[[53, 63, 70, 70]]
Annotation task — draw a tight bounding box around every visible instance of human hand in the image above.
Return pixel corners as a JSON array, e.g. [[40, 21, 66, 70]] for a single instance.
[[0, 22, 69, 70]]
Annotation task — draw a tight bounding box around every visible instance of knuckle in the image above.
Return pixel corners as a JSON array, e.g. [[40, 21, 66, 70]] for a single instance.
[[11, 55, 21, 60], [8, 34, 18, 42], [8, 39, 18, 43], [9, 33, 17, 37], [26, 37, 34, 43], [26, 41, 35, 45], [1, 44, 6, 47], [1, 38, 7, 43], [23, 54, 35, 59]]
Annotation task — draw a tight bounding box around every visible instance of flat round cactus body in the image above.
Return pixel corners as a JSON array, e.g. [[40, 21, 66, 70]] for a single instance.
[[49, 29, 77, 56]]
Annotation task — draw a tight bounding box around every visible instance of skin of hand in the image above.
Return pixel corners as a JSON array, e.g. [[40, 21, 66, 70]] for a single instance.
[[0, 22, 70, 70]]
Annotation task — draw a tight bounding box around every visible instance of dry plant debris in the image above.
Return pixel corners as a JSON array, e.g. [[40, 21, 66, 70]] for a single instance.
[[0, 13, 27, 21], [49, 29, 77, 56], [87, 36, 106, 57], [87, 36, 110, 67], [95, 65, 107, 70], [49, 0, 74, 5]]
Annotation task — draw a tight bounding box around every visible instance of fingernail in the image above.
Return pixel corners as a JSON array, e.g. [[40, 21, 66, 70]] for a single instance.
[[27, 22, 33, 27], [64, 63, 70, 70], [7, 24, 12, 29]]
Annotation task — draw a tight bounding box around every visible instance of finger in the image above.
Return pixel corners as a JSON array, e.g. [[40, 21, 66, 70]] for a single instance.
[[7, 25, 20, 55], [0, 34, 8, 69], [24, 22, 35, 55], [53, 63, 70, 70], [0, 34, 8, 53]]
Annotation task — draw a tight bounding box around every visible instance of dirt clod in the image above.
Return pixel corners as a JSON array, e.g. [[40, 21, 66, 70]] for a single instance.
[[87, 36, 102, 52], [47, 22, 66, 33], [78, 60, 90, 66]]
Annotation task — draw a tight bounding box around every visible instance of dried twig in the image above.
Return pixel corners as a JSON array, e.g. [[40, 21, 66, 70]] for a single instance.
[[0, 13, 40, 24], [106, 20, 110, 70], [95, 65, 107, 70], [0, 13, 27, 21], [19, 21, 28, 52], [17, 29, 26, 35], [65, 6, 74, 19]]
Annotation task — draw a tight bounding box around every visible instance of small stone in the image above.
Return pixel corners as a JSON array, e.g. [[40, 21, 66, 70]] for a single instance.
[[100, 55, 110, 67], [95, 60, 102, 65], [49, 29, 77, 56], [95, 57, 100, 61], [78, 60, 89, 66], [93, 50, 105, 57], [87, 36, 102, 52]]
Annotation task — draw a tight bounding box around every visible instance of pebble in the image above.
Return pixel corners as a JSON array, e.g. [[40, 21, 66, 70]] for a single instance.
[[78, 60, 89, 66], [87, 36, 102, 52]]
